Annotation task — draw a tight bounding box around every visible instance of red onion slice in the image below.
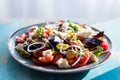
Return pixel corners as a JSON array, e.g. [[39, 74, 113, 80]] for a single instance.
[[27, 42, 45, 52], [70, 45, 82, 67]]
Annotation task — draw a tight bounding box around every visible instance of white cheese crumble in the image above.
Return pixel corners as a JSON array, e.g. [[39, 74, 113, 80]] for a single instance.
[[77, 27, 97, 38], [56, 58, 71, 68], [42, 49, 53, 56], [15, 44, 24, 51], [44, 24, 59, 30], [62, 22, 69, 31]]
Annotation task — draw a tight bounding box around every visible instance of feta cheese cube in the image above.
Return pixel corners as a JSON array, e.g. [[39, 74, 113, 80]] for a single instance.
[[56, 58, 71, 68], [42, 49, 53, 56]]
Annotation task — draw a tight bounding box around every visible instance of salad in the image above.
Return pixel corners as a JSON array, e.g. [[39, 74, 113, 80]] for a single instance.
[[15, 20, 109, 68]]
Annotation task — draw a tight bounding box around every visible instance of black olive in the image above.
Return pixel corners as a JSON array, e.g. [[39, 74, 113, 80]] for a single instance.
[[61, 53, 66, 58], [23, 43, 29, 51], [48, 35, 61, 48], [60, 50, 66, 58], [83, 38, 102, 48], [29, 44, 42, 50]]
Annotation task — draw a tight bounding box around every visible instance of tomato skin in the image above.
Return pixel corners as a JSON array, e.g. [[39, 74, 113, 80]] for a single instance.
[[69, 51, 90, 68], [16, 38, 25, 44], [77, 35, 85, 41], [28, 28, 36, 33], [39, 55, 54, 63], [59, 20, 64, 23], [52, 53, 62, 64], [32, 55, 54, 66], [32, 58, 49, 66], [16, 33, 28, 43], [33, 50, 42, 58], [33, 47, 48, 58], [100, 39, 109, 50]]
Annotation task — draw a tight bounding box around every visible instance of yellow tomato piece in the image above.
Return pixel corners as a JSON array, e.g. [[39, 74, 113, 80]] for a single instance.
[[66, 50, 76, 59]]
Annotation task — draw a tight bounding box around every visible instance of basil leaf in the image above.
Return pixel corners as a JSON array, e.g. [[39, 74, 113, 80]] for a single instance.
[[93, 46, 103, 56], [36, 26, 43, 38], [69, 23, 79, 32]]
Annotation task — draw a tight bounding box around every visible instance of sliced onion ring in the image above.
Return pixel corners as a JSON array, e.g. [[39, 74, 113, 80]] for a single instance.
[[72, 56, 81, 67], [70, 45, 82, 67], [27, 42, 45, 52], [71, 45, 82, 55]]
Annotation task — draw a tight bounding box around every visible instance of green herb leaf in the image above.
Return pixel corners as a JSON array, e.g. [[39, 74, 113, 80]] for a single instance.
[[73, 33, 77, 41], [36, 26, 43, 38], [93, 46, 103, 56], [69, 23, 79, 32], [67, 20, 71, 23]]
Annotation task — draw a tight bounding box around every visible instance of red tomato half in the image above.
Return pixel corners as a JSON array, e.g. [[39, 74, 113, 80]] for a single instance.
[[100, 39, 109, 50], [33, 50, 42, 58], [52, 53, 62, 64], [39, 55, 54, 63], [69, 51, 90, 68], [32, 55, 54, 66], [32, 58, 49, 66], [59, 20, 64, 23], [16, 33, 28, 43]]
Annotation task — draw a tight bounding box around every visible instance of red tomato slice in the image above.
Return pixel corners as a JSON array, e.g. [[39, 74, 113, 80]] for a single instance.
[[32, 55, 54, 66], [16, 33, 28, 43], [39, 55, 54, 63], [70, 51, 90, 68], [33, 50, 42, 58], [32, 58, 49, 66], [16, 38, 25, 44], [33, 47, 48, 58], [28, 28, 36, 33], [100, 39, 109, 50], [59, 20, 64, 23], [52, 53, 62, 64], [77, 35, 85, 41]]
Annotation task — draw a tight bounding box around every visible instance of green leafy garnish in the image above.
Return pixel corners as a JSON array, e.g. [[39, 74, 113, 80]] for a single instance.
[[36, 26, 43, 38], [93, 46, 103, 56], [76, 50, 81, 55], [69, 23, 79, 32], [73, 33, 77, 41], [67, 20, 71, 23]]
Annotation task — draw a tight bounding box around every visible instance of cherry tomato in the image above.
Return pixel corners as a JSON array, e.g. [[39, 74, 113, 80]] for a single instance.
[[73, 51, 90, 68], [52, 53, 62, 64], [59, 20, 64, 23], [28, 28, 36, 33], [33, 47, 48, 58], [38, 55, 54, 63], [16, 38, 25, 44], [100, 39, 109, 50], [33, 50, 42, 58], [32, 55, 54, 66], [32, 58, 49, 66], [16, 33, 28, 43]]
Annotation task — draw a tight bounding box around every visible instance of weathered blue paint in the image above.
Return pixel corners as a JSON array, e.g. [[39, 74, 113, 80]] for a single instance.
[[0, 19, 120, 80]]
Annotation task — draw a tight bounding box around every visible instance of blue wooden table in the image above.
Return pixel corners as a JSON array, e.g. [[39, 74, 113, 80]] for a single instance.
[[0, 19, 120, 80]]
